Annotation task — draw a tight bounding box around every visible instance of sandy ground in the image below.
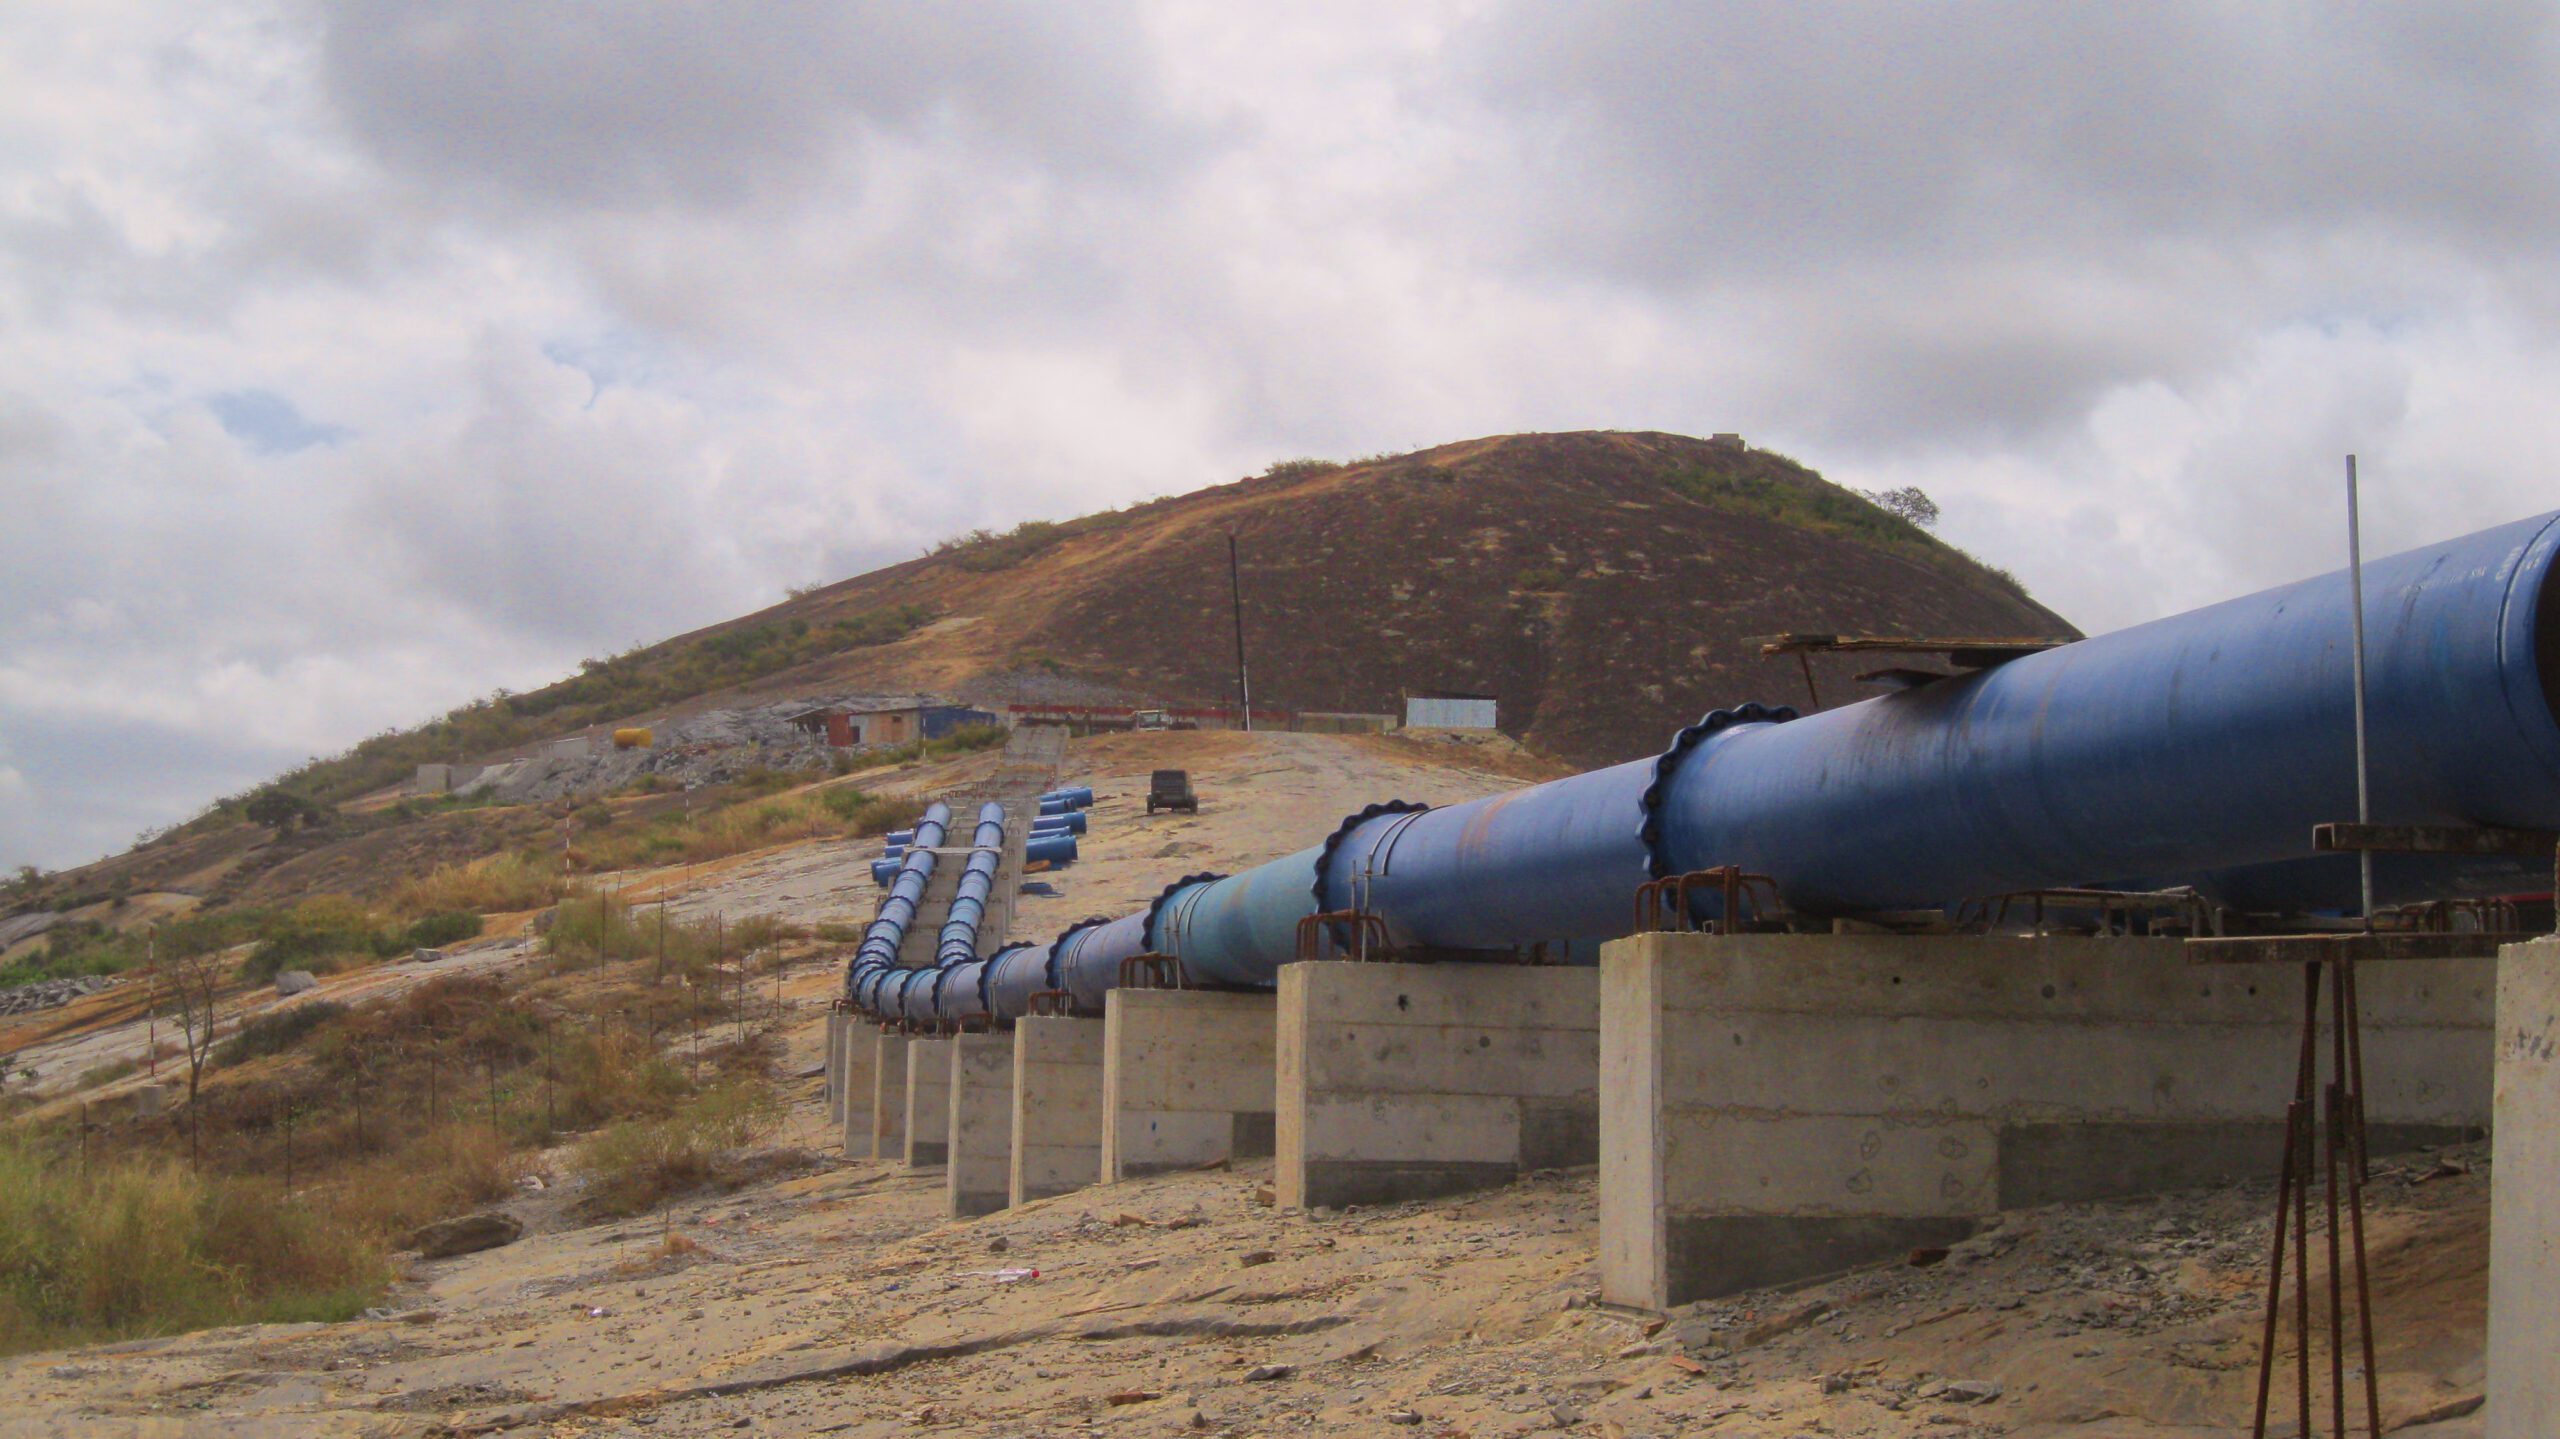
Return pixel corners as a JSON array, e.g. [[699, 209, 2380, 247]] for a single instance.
[[0, 982, 2496, 1438], [0, 732, 2505, 1435]]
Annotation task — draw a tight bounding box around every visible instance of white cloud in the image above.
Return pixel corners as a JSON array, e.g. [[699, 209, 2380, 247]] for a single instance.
[[5, 0, 2560, 868]]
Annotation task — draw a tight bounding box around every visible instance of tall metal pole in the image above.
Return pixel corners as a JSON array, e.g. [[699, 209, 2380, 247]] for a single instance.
[[1228, 532, 1254, 733], [2346, 456, 2375, 926]]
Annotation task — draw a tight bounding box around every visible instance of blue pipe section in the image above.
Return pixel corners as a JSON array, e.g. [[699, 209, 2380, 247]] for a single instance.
[[1033, 811, 1087, 835], [1043, 786, 1095, 810], [932, 803, 1008, 968], [843, 801, 950, 1002], [1643, 513, 2560, 916], [1147, 856, 1316, 988], [1051, 911, 1149, 1012], [1026, 831, 1079, 866]]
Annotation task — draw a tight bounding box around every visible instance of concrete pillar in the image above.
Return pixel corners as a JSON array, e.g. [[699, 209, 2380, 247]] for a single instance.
[[1101, 989, 1276, 1179], [1599, 932, 2496, 1311], [947, 1033, 1016, 1217], [904, 1036, 955, 1169], [2490, 937, 2559, 1439], [1012, 1016, 1105, 1206], [1277, 961, 1598, 1209], [869, 1031, 910, 1162], [838, 1022, 880, 1158], [824, 1012, 846, 1126]]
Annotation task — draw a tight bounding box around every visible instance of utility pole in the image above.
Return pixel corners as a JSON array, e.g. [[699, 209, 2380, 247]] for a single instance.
[[2346, 455, 2375, 927], [1228, 532, 1254, 733]]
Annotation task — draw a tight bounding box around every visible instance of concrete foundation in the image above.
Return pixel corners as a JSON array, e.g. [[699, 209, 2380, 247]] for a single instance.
[[1277, 961, 1598, 1209], [947, 1033, 1015, 1217], [2490, 938, 2559, 1439], [1012, 1016, 1105, 1206], [1101, 989, 1276, 1179], [838, 1022, 880, 1158], [869, 1031, 910, 1163], [904, 1037, 954, 1168], [1600, 933, 2496, 1310]]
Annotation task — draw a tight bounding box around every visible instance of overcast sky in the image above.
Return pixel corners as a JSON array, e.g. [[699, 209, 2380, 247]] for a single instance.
[[6, 2, 2559, 871]]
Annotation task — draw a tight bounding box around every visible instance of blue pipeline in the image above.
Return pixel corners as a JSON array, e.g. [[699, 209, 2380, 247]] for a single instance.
[[1033, 811, 1088, 835], [855, 511, 2560, 1023], [1027, 832, 1079, 866], [933, 803, 1008, 967], [843, 802, 950, 1002], [1043, 786, 1096, 810]]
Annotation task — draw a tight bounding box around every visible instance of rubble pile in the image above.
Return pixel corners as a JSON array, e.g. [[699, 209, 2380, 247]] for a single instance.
[[0, 973, 117, 1016], [453, 695, 935, 805]]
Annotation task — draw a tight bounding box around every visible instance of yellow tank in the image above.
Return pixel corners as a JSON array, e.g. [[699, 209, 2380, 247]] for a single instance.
[[612, 727, 654, 749]]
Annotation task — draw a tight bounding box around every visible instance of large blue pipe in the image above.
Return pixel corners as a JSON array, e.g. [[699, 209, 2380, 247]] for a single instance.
[[855, 512, 2560, 1023], [933, 803, 1008, 967]]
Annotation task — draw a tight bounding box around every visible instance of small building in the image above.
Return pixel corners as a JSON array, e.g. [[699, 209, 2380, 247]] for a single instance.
[[1404, 692, 1499, 731], [790, 699, 1001, 747], [412, 762, 485, 795]]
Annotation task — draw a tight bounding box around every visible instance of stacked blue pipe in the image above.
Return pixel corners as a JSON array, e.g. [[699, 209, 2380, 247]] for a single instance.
[[853, 511, 2560, 1024]]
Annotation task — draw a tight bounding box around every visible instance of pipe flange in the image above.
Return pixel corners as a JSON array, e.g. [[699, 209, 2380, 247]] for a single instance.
[[1043, 915, 1116, 990], [1311, 800, 1432, 911], [1141, 870, 1229, 953], [1637, 703, 1798, 878], [980, 940, 1036, 1013]]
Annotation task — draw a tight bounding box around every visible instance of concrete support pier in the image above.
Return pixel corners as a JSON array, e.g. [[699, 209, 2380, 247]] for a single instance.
[[868, 1031, 910, 1162], [1101, 989, 1276, 1179], [838, 1022, 880, 1158], [1277, 961, 1598, 1209], [1600, 933, 2496, 1311], [947, 1033, 1016, 1217], [904, 1036, 955, 1168], [1012, 1016, 1105, 1205], [825, 1012, 847, 1126], [2490, 937, 2559, 1439]]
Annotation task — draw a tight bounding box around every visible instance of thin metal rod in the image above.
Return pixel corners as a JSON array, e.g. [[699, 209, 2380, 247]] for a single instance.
[[2347, 455, 2375, 926], [2339, 960, 2383, 1437], [1228, 532, 1253, 733], [2294, 963, 2318, 1438]]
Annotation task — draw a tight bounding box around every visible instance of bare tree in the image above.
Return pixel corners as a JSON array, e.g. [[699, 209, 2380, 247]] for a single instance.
[[159, 940, 229, 1165], [1858, 485, 1942, 529]]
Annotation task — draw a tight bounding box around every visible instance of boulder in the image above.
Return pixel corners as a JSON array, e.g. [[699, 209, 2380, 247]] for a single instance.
[[411, 947, 448, 964], [401, 1211, 523, 1260], [273, 970, 319, 996]]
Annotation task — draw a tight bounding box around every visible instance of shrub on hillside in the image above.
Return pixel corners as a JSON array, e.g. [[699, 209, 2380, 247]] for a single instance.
[[576, 1080, 780, 1218], [213, 1001, 348, 1070], [400, 910, 483, 950]]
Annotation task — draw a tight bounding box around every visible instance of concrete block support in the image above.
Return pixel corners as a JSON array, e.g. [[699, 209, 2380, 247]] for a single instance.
[[1600, 933, 2496, 1311], [947, 1033, 1016, 1217], [825, 1013, 847, 1126], [1277, 961, 1598, 1209], [1012, 1016, 1105, 1205], [2490, 938, 2560, 1439], [1101, 989, 1276, 1179], [839, 1022, 880, 1158], [904, 1037, 954, 1169], [869, 1031, 910, 1163]]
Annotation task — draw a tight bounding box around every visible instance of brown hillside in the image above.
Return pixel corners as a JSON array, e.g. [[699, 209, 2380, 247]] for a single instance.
[[688, 430, 2075, 767]]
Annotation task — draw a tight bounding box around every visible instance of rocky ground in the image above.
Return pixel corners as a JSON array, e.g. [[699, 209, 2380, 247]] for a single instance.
[[0, 732, 2504, 1436]]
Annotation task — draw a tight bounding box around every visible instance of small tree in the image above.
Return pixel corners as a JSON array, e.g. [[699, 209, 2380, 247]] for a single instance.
[[244, 788, 329, 833], [159, 940, 229, 1164], [1858, 485, 1941, 529]]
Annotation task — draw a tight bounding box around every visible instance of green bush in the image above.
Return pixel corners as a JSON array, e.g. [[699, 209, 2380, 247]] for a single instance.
[[576, 1081, 781, 1218], [400, 911, 483, 950], [574, 802, 616, 829], [1260, 457, 1341, 481], [817, 787, 909, 836], [213, 1001, 349, 1069]]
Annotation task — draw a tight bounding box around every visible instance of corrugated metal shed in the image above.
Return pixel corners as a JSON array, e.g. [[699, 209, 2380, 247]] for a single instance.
[[1404, 693, 1498, 730]]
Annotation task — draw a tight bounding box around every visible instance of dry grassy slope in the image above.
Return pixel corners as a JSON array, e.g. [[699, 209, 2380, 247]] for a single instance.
[[653, 430, 2077, 767]]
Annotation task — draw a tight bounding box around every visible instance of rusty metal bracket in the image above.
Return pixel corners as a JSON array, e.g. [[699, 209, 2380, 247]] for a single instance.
[[1633, 867, 1781, 935], [1957, 886, 2213, 937], [1296, 909, 1394, 962], [1118, 953, 1189, 990], [1025, 989, 1077, 1017]]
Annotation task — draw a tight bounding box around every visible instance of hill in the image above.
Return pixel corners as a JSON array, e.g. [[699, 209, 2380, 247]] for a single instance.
[[245, 430, 2073, 809]]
